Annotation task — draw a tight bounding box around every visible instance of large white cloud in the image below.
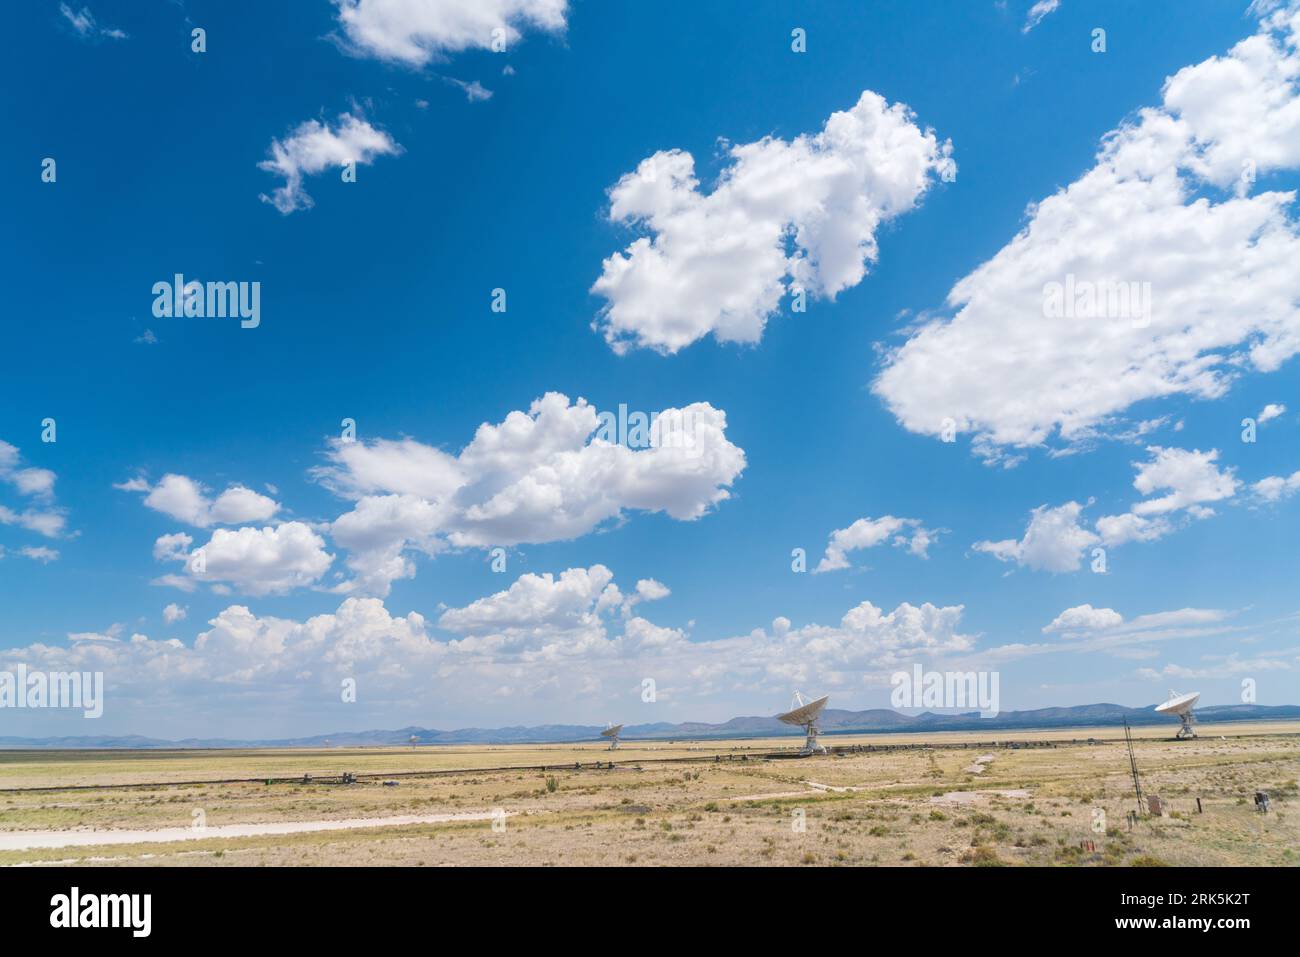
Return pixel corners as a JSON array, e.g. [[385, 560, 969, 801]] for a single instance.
[[194, 597, 434, 684], [314, 393, 746, 595], [591, 90, 954, 354], [259, 113, 402, 214], [440, 565, 615, 636], [332, 0, 568, 66], [118, 473, 280, 528], [1126, 446, 1238, 517], [874, 3, 1300, 460], [437, 565, 667, 660], [327, 493, 446, 596], [974, 501, 1099, 573], [156, 522, 335, 597]]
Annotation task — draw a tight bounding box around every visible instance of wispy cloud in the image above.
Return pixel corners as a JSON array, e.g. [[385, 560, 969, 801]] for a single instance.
[[59, 3, 128, 41], [445, 77, 493, 101], [258, 113, 402, 214], [1022, 0, 1061, 34]]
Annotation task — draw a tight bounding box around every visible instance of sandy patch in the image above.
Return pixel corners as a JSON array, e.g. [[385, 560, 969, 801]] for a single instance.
[[0, 810, 507, 852], [929, 789, 1030, 805], [803, 781, 866, 793], [963, 754, 997, 774]]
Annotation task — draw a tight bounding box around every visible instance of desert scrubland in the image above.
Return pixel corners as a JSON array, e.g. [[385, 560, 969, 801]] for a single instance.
[[0, 722, 1295, 867]]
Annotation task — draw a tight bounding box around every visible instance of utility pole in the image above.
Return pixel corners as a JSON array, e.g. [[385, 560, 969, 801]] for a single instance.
[[1124, 718, 1144, 816]]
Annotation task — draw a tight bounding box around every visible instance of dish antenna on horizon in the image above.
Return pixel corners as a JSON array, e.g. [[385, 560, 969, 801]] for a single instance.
[[1155, 690, 1200, 740], [601, 723, 623, 751], [778, 691, 829, 756]]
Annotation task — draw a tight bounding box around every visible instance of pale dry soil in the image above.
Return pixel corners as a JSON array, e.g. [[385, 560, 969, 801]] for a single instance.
[[0, 723, 1295, 867]]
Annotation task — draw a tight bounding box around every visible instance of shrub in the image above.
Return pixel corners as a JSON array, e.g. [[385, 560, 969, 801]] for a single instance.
[[960, 846, 1004, 867]]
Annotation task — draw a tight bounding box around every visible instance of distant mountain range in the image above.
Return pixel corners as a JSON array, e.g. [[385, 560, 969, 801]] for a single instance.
[[2, 702, 1298, 749]]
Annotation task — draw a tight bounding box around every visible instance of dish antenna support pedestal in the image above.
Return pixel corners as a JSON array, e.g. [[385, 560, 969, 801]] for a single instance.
[[799, 723, 824, 756]]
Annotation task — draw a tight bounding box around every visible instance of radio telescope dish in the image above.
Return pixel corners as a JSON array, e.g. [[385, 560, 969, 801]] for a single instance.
[[600, 723, 623, 751], [1155, 690, 1200, 740], [777, 692, 829, 756]]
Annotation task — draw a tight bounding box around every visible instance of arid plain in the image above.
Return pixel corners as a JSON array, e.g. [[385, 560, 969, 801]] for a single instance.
[[1, 722, 1296, 867]]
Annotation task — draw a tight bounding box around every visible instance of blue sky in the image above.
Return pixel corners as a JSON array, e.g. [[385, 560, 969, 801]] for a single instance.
[[2, 0, 1300, 738]]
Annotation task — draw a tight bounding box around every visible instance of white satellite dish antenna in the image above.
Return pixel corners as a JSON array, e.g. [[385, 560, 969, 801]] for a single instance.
[[1155, 690, 1200, 740], [601, 723, 623, 751], [778, 691, 829, 756]]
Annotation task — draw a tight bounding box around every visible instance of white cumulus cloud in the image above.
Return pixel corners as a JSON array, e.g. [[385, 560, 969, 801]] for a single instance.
[[157, 522, 335, 597], [592, 90, 954, 354], [974, 501, 1099, 573], [1126, 446, 1238, 517], [978, 446, 1242, 570], [118, 473, 280, 528], [1258, 402, 1287, 424], [332, 0, 568, 66], [314, 393, 746, 595]]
